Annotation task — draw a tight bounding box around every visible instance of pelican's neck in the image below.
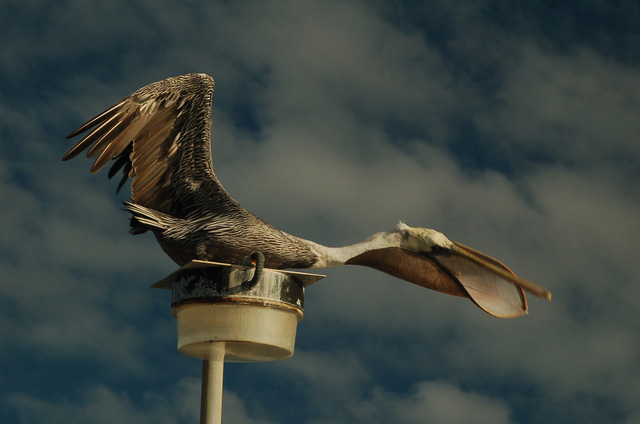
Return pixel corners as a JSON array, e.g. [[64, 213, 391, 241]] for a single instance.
[[295, 224, 454, 269], [301, 231, 405, 268]]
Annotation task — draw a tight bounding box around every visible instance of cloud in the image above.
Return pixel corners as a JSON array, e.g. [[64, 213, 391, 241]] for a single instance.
[[5, 377, 275, 424], [488, 45, 640, 170], [1, 0, 638, 423], [374, 380, 513, 424]]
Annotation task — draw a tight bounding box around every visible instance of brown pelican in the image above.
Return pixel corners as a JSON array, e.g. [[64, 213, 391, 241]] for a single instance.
[[63, 73, 550, 318]]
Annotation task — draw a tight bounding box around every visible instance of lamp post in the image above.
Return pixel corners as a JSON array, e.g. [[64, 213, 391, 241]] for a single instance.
[[153, 258, 324, 423]]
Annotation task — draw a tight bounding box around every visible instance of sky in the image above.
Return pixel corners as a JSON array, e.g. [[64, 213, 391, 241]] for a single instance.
[[1, 0, 639, 423]]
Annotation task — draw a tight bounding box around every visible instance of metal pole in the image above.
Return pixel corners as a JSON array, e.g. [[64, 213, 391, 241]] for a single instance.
[[200, 355, 224, 424]]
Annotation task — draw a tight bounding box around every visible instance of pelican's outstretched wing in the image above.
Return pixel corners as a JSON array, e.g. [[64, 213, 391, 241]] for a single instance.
[[63, 73, 217, 216]]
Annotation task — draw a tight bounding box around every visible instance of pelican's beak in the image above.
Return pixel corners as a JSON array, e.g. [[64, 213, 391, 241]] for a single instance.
[[450, 241, 552, 301]]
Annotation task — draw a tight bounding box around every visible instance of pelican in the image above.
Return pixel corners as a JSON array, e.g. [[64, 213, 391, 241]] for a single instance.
[[63, 73, 550, 318]]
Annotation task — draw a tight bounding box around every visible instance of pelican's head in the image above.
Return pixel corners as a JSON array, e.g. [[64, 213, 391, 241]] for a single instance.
[[396, 222, 454, 253]]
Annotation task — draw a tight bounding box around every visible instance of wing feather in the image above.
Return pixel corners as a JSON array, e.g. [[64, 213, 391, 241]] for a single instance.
[[63, 104, 125, 161], [63, 73, 217, 215], [96, 108, 149, 163], [133, 162, 169, 205], [65, 102, 124, 140], [89, 114, 137, 171]]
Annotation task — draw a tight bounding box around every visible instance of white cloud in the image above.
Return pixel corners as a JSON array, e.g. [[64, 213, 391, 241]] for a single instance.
[[272, 348, 371, 396], [376, 380, 513, 424], [5, 377, 274, 424], [488, 44, 640, 169]]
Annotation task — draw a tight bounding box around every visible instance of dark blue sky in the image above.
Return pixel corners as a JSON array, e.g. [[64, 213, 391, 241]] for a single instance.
[[1, 1, 639, 423]]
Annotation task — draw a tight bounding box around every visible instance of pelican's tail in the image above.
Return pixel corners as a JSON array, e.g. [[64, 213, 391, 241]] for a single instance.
[[123, 201, 175, 234]]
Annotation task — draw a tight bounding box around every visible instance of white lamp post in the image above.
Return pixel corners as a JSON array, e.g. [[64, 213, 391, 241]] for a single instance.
[[153, 257, 324, 423]]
